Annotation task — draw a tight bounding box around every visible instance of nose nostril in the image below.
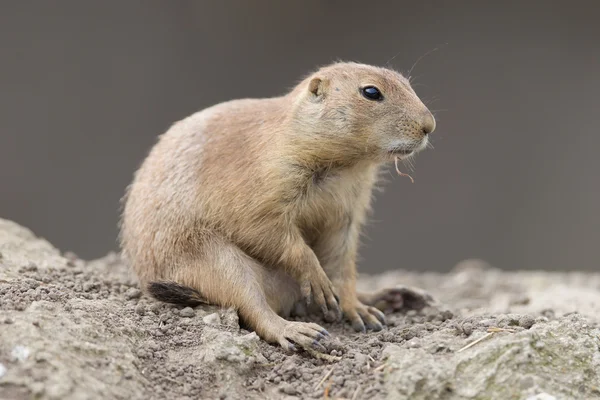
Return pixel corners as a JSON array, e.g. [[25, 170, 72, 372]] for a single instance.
[[422, 114, 436, 135]]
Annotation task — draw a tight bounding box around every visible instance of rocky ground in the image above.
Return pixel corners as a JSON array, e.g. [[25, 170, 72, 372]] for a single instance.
[[0, 218, 599, 400]]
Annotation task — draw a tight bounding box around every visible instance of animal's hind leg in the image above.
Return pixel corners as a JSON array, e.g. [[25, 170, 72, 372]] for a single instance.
[[358, 285, 439, 314], [163, 236, 329, 352]]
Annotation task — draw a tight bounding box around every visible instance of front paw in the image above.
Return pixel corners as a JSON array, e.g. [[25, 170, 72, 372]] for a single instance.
[[299, 269, 341, 322], [342, 300, 386, 333]]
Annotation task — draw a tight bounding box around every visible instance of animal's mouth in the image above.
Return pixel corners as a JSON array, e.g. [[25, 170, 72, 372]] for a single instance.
[[388, 148, 414, 156], [388, 138, 428, 159]]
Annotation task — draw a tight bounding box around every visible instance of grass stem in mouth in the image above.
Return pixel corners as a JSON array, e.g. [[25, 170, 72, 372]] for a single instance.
[[395, 157, 414, 183]]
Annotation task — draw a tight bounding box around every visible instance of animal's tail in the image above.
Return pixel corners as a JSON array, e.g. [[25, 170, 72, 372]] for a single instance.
[[147, 281, 209, 306]]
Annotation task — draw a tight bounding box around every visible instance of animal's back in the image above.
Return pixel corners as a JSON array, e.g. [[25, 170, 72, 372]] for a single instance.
[[120, 97, 284, 282]]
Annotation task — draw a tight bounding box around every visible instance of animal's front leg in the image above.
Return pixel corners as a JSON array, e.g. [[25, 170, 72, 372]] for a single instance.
[[312, 224, 386, 332]]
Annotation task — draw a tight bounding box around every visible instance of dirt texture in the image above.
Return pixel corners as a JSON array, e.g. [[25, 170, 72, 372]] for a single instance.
[[1, 218, 599, 400]]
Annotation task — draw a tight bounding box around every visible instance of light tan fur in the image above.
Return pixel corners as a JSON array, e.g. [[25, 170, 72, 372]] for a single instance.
[[120, 62, 435, 351]]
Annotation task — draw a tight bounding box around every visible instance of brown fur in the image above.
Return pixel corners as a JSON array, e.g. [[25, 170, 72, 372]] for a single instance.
[[119, 62, 435, 351]]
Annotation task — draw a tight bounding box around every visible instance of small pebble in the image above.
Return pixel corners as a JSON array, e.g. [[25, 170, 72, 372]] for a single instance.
[[82, 282, 95, 292], [280, 383, 297, 395], [462, 322, 473, 336], [135, 303, 146, 315], [125, 288, 141, 300], [149, 303, 161, 314], [202, 312, 221, 325], [519, 315, 535, 329], [179, 307, 196, 318]]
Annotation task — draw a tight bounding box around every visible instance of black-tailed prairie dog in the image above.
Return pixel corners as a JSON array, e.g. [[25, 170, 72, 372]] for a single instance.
[[120, 62, 436, 353]]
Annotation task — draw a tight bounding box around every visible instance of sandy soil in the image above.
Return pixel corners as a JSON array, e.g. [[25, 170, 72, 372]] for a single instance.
[[1, 218, 599, 400]]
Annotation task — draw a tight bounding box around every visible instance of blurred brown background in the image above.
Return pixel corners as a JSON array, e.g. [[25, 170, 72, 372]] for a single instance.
[[1, 1, 598, 272]]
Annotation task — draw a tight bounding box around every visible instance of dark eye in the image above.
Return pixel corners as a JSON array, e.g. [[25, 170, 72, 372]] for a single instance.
[[361, 86, 383, 101]]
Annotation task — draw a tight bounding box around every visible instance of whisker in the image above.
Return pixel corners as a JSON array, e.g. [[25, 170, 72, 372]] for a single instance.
[[407, 43, 448, 79]]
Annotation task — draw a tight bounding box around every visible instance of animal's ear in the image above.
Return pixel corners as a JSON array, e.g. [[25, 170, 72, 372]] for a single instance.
[[308, 77, 326, 97]]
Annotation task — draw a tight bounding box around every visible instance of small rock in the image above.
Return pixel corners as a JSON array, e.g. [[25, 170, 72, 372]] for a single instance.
[[221, 307, 240, 328], [125, 288, 141, 300], [519, 315, 536, 329], [82, 282, 96, 292], [11, 345, 30, 362], [461, 322, 473, 336], [30, 382, 45, 396], [0, 363, 6, 378], [520, 376, 535, 389], [27, 261, 38, 271], [238, 332, 260, 345], [4, 318, 14, 324], [478, 318, 496, 327], [149, 303, 161, 314], [279, 383, 297, 395], [354, 352, 368, 366], [203, 312, 221, 325], [35, 352, 49, 363], [180, 307, 196, 318], [533, 341, 545, 350], [135, 303, 146, 315]]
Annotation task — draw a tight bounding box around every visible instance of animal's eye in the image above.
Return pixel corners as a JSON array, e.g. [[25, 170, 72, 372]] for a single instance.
[[361, 86, 383, 101]]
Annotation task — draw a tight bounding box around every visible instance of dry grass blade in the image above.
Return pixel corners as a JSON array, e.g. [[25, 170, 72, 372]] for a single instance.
[[394, 157, 414, 183], [351, 384, 361, 400], [315, 368, 334, 390], [306, 347, 342, 362], [323, 380, 332, 398], [487, 327, 516, 333], [457, 332, 494, 353], [458, 326, 518, 353], [373, 363, 387, 372]]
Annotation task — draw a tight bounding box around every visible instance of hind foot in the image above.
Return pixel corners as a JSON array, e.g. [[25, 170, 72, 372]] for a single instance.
[[360, 285, 439, 314]]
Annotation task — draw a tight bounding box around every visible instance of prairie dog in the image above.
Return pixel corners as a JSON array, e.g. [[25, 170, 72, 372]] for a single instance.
[[120, 62, 436, 352]]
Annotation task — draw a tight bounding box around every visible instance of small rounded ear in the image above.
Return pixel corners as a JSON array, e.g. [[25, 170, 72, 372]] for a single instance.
[[308, 77, 325, 97]]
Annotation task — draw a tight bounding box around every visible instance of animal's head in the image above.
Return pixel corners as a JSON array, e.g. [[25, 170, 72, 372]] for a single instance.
[[291, 62, 435, 165]]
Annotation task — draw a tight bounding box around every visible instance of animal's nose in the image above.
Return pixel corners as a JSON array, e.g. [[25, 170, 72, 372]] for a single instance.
[[421, 112, 436, 135]]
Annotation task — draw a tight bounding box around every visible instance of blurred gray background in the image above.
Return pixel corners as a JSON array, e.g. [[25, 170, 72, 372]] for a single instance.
[[1, 1, 599, 272]]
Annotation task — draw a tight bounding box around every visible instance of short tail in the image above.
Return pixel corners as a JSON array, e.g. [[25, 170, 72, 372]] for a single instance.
[[147, 281, 209, 306]]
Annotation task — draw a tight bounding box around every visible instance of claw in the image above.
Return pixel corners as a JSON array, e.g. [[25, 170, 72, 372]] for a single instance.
[[366, 321, 383, 332], [312, 340, 327, 353], [352, 319, 366, 333]]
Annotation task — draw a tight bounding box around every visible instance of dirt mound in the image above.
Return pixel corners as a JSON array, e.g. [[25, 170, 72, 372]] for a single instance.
[[1, 218, 599, 399]]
